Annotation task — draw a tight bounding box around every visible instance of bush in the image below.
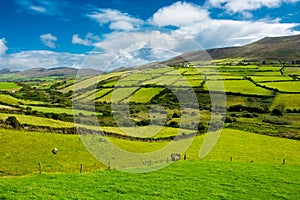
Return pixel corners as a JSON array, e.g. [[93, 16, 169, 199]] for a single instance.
[[271, 108, 283, 116], [169, 121, 179, 128], [5, 116, 21, 129], [262, 116, 291, 125], [172, 112, 181, 118]]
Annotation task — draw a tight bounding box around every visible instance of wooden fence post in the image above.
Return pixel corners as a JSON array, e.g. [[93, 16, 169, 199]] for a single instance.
[[282, 159, 285, 165], [149, 160, 152, 166], [230, 157, 232, 162], [39, 162, 42, 174], [80, 164, 83, 173], [108, 161, 111, 170]]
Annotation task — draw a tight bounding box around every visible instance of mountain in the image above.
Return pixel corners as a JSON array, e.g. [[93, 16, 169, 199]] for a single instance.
[[0, 68, 20, 74], [165, 34, 300, 64], [16, 67, 102, 78]]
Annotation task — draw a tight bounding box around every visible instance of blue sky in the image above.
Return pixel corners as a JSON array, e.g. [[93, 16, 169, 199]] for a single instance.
[[0, 0, 299, 70]]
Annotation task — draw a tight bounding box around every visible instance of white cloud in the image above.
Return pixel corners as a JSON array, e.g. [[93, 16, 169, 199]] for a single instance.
[[87, 9, 143, 30], [40, 33, 57, 48], [0, 38, 8, 55], [207, 0, 300, 13], [0, 50, 85, 70], [15, 0, 66, 16], [175, 19, 300, 48], [150, 1, 210, 27], [72, 33, 101, 46]]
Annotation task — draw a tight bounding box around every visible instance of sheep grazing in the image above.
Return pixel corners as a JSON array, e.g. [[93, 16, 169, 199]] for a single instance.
[[171, 153, 181, 161], [52, 148, 58, 154]]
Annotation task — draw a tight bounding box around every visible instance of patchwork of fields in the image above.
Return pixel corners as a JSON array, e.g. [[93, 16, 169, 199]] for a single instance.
[[0, 61, 299, 199]]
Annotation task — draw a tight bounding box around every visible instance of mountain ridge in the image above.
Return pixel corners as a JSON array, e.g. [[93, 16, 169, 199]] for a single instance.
[[165, 34, 300, 64]]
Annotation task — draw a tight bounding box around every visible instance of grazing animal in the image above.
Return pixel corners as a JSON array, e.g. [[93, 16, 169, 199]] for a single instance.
[[171, 153, 181, 161], [52, 148, 58, 154]]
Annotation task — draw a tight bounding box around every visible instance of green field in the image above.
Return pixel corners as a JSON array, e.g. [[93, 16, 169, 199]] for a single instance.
[[0, 113, 75, 128], [284, 67, 300, 75], [0, 94, 43, 106], [1, 161, 299, 199], [61, 72, 124, 93], [249, 76, 292, 82], [129, 88, 163, 103], [0, 128, 104, 176], [25, 106, 96, 115], [98, 87, 138, 103], [204, 80, 272, 95], [102, 125, 195, 138], [261, 81, 300, 92], [0, 82, 20, 91], [272, 94, 300, 110], [143, 75, 181, 86], [1, 61, 300, 199], [1, 128, 299, 176]]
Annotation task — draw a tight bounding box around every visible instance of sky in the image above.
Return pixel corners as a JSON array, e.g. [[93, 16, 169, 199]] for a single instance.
[[0, 0, 299, 71]]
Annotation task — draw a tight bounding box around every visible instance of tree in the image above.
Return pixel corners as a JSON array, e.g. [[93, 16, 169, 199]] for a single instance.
[[5, 116, 21, 129]]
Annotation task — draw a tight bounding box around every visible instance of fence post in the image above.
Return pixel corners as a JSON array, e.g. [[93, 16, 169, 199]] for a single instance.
[[108, 161, 111, 170], [39, 162, 42, 174], [230, 157, 232, 162], [149, 160, 152, 166], [80, 164, 83, 173], [282, 159, 285, 165]]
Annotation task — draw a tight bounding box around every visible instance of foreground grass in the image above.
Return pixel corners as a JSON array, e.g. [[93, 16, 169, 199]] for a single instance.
[[1, 128, 299, 176], [1, 161, 300, 199], [0, 129, 104, 176]]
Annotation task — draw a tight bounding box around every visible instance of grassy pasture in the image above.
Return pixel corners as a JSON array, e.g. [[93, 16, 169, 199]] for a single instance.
[[143, 67, 173, 74], [0, 128, 104, 176], [249, 76, 292, 82], [0, 94, 43, 106], [25, 106, 96, 115], [142, 75, 181, 86], [61, 72, 124, 93], [72, 89, 97, 101], [1, 161, 299, 199], [253, 71, 283, 76], [98, 87, 138, 103], [271, 94, 300, 110], [284, 67, 300, 75], [204, 80, 272, 95], [0, 113, 74, 128], [258, 66, 282, 71], [172, 79, 202, 87], [129, 88, 163, 103], [1, 128, 299, 176], [101, 126, 195, 138], [0, 82, 20, 91], [260, 81, 300, 92], [120, 73, 159, 81]]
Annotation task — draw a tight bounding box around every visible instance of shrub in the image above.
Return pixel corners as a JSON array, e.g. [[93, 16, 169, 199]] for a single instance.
[[271, 108, 283, 116], [262, 116, 291, 125], [5, 116, 21, 129]]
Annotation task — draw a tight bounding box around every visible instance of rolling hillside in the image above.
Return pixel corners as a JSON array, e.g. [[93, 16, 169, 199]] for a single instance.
[[166, 34, 300, 64]]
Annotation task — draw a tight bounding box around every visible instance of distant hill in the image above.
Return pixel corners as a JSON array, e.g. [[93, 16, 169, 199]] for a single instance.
[[166, 34, 300, 64], [16, 67, 102, 78], [0, 68, 20, 74]]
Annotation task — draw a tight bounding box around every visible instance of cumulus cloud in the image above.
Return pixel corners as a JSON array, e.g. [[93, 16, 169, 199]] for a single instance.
[[0, 50, 85, 70], [175, 19, 300, 48], [150, 1, 300, 48], [0, 38, 8, 55], [207, 0, 300, 13], [150, 1, 210, 27], [87, 9, 143, 30], [72, 33, 100, 46], [40, 33, 57, 48]]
